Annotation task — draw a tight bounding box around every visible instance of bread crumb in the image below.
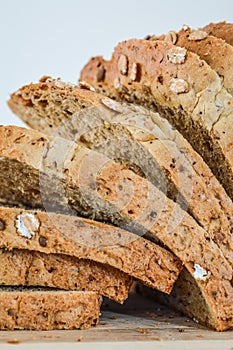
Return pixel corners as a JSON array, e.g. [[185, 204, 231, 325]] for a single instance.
[[151, 337, 163, 341], [137, 328, 150, 334], [7, 339, 21, 344]]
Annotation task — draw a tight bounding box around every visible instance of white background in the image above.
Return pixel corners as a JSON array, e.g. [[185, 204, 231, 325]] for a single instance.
[[0, 0, 232, 126]]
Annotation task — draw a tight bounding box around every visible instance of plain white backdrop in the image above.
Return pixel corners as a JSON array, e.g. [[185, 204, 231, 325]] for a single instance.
[[0, 0, 232, 126]]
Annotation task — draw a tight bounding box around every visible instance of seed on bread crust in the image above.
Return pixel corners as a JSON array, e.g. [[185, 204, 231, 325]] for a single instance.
[[164, 31, 178, 45], [188, 30, 208, 41], [79, 81, 95, 92], [130, 63, 140, 82], [167, 47, 187, 64], [118, 54, 128, 75], [170, 78, 189, 94]]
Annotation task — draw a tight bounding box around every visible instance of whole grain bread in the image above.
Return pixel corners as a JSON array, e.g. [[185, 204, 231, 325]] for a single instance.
[[79, 38, 233, 202], [137, 267, 220, 330], [202, 21, 233, 45], [158, 26, 233, 96], [0, 287, 101, 330], [0, 126, 232, 329], [0, 206, 177, 293], [0, 248, 131, 303], [8, 80, 233, 268]]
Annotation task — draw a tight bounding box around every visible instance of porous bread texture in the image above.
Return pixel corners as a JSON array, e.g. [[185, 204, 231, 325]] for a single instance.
[[202, 21, 233, 46], [8, 80, 233, 268], [0, 126, 232, 329], [0, 287, 101, 330], [137, 267, 218, 330], [159, 26, 233, 96], [0, 248, 132, 303], [0, 206, 180, 294], [80, 39, 233, 202]]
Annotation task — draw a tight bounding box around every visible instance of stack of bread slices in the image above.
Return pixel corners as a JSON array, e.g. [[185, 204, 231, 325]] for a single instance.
[[2, 21, 233, 331]]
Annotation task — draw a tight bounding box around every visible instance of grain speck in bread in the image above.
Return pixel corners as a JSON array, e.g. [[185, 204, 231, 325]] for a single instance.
[[0, 287, 101, 330], [0, 248, 132, 303]]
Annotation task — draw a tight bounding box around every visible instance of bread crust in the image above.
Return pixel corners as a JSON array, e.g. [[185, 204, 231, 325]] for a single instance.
[[160, 27, 233, 96], [8, 80, 233, 269], [0, 205, 180, 294], [80, 38, 233, 202], [0, 248, 132, 303], [202, 21, 233, 46], [0, 125, 232, 329]]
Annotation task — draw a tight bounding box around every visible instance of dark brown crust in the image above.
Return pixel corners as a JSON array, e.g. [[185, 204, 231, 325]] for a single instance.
[[0, 248, 132, 303], [202, 21, 233, 46], [0, 288, 101, 330]]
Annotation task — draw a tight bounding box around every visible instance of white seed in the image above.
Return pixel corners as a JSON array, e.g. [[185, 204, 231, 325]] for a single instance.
[[182, 24, 190, 31], [167, 47, 187, 64], [170, 78, 189, 94], [79, 80, 95, 92], [188, 30, 208, 41], [164, 31, 177, 45], [118, 54, 128, 75], [114, 77, 121, 89], [130, 62, 139, 81], [16, 213, 40, 239], [101, 98, 125, 113], [193, 263, 210, 281]]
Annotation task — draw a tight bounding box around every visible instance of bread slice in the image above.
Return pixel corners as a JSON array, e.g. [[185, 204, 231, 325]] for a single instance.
[[0, 126, 232, 329], [0, 287, 101, 330], [158, 26, 233, 96], [202, 21, 233, 45], [0, 248, 131, 303], [8, 80, 233, 268], [137, 267, 222, 331], [79, 39, 233, 202], [0, 206, 180, 294]]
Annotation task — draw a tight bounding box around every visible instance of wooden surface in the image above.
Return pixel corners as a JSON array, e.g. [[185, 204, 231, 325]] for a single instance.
[[1, 293, 233, 349]]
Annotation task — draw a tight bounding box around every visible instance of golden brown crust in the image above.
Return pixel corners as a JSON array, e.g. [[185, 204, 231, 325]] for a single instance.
[[161, 27, 233, 96], [0, 248, 131, 303], [8, 80, 233, 268], [202, 21, 233, 46], [80, 38, 233, 201], [0, 288, 101, 330]]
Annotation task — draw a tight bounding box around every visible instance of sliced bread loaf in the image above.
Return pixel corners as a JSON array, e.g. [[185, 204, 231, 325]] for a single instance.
[[0, 126, 232, 329], [79, 38, 233, 201], [0, 248, 131, 303], [0, 287, 101, 330], [8, 80, 233, 267], [0, 206, 178, 293], [158, 26, 233, 96], [202, 21, 233, 45]]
